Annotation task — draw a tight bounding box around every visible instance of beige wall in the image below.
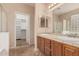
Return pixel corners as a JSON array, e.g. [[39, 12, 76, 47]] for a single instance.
[[1, 3, 35, 48], [0, 5, 8, 32], [35, 3, 53, 34], [34, 3, 53, 50]]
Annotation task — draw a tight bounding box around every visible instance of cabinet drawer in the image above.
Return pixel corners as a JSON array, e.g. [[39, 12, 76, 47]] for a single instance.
[[63, 44, 79, 56]]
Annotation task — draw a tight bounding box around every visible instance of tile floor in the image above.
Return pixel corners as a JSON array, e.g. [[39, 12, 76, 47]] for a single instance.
[[9, 45, 44, 56], [16, 39, 27, 46]]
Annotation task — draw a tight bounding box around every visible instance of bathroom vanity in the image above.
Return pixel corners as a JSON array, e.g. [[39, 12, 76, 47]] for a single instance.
[[37, 34, 79, 56]]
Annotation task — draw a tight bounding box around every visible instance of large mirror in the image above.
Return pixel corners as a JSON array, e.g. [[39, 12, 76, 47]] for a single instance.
[[53, 3, 79, 35]]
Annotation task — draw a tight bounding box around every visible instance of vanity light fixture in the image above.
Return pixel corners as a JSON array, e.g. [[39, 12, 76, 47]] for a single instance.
[[48, 3, 58, 9]]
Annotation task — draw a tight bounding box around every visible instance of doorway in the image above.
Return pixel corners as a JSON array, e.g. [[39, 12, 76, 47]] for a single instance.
[[15, 13, 30, 47]]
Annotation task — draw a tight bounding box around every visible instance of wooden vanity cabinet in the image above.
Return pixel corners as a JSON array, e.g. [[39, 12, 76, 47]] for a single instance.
[[37, 36, 79, 56], [51, 40, 63, 56], [63, 44, 79, 56], [44, 39, 51, 56]]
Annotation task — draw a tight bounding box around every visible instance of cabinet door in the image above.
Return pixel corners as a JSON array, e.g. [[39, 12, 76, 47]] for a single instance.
[[50, 40, 54, 56], [40, 37, 45, 54], [44, 39, 51, 56], [63, 44, 79, 56], [37, 36, 41, 49], [37, 36, 45, 54], [51, 41, 63, 56]]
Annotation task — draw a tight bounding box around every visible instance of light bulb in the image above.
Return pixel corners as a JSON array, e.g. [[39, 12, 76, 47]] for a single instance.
[[48, 6, 51, 9], [51, 4, 54, 6]]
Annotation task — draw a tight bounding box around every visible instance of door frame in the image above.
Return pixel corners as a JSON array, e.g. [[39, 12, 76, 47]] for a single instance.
[[15, 12, 30, 48]]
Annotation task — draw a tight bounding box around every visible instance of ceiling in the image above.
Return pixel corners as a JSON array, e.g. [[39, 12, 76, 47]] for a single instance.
[[24, 3, 35, 7], [54, 3, 79, 15]]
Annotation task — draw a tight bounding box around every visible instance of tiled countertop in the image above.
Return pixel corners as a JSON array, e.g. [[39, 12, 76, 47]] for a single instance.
[[38, 34, 79, 47]]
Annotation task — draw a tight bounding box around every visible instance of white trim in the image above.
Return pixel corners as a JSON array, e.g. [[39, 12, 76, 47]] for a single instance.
[[14, 12, 16, 48], [26, 14, 30, 45]]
